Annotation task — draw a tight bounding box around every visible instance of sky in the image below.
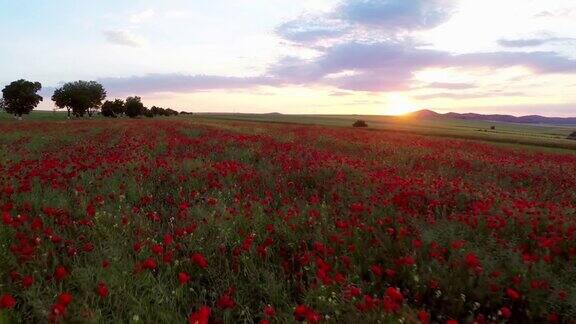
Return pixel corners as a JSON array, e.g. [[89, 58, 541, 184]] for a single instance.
[[0, 0, 575, 116]]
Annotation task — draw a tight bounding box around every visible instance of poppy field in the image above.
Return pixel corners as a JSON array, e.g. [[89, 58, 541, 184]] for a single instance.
[[1, 118, 575, 323]]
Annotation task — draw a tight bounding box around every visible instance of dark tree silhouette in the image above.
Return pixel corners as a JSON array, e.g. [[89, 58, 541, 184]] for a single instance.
[[568, 131, 576, 140], [353, 120, 368, 128], [111, 99, 125, 116], [101, 99, 125, 118], [1, 79, 43, 119], [125, 96, 145, 118], [52, 81, 106, 118], [165, 108, 178, 116], [143, 107, 154, 118], [150, 106, 166, 116]]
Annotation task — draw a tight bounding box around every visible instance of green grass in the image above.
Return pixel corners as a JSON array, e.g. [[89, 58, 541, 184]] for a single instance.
[[3, 110, 576, 152], [189, 113, 576, 152], [0, 111, 71, 121]]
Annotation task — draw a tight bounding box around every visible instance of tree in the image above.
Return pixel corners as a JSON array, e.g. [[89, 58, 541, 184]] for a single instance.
[[165, 108, 179, 116], [353, 120, 368, 128], [150, 106, 166, 116], [125, 96, 145, 118], [1, 79, 43, 119], [143, 107, 154, 118], [101, 101, 115, 118], [52, 81, 106, 118], [101, 99, 125, 118], [111, 99, 125, 116]]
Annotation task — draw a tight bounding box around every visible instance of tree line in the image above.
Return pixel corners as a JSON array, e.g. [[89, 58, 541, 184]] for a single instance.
[[1, 79, 187, 119]]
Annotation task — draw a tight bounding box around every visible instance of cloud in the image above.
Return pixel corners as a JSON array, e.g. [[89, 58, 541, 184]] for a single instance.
[[103, 30, 146, 47], [276, 16, 349, 44], [454, 51, 576, 74], [316, 41, 448, 73], [269, 40, 447, 91], [329, 91, 354, 96], [416, 91, 526, 100], [98, 74, 278, 96], [327, 70, 414, 91], [268, 40, 576, 92], [425, 82, 476, 89], [277, 0, 456, 45], [93, 2, 575, 97], [93, 36, 576, 95], [163, 10, 193, 19], [130, 9, 155, 24], [498, 37, 574, 48], [533, 7, 576, 19], [267, 56, 325, 84], [337, 0, 455, 31]]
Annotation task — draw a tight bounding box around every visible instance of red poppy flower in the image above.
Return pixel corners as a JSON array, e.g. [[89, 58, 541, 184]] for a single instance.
[[0, 294, 16, 309], [264, 305, 276, 318], [506, 288, 521, 300], [97, 282, 109, 298], [54, 265, 68, 281], [142, 257, 157, 270], [294, 305, 308, 321], [294, 305, 319, 322], [22, 275, 34, 288], [418, 310, 430, 324], [178, 272, 191, 285], [501, 307, 512, 318], [188, 306, 211, 324], [217, 293, 236, 310], [465, 253, 480, 268], [163, 234, 174, 246], [57, 292, 73, 307], [191, 253, 208, 269], [51, 303, 66, 318]]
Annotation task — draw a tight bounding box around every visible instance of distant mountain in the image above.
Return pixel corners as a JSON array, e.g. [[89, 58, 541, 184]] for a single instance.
[[407, 109, 576, 125]]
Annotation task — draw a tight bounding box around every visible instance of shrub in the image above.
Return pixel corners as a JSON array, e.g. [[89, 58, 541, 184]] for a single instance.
[[353, 120, 368, 128], [125, 96, 145, 118]]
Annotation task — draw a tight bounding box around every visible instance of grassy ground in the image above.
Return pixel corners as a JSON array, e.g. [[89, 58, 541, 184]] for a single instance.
[[0, 111, 70, 121], [190, 113, 576, 152], [3, 111, 576, 152]]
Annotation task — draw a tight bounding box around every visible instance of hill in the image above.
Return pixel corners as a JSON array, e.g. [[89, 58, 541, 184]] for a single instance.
[[408, 109, 576, 125]]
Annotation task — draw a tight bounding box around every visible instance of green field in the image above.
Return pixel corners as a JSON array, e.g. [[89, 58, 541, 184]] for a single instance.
[[2, 111, 576, 152], [192, 113, 576, 152]]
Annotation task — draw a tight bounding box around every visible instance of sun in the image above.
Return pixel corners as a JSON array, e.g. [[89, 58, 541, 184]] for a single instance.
[[384, 94, 419, 116]]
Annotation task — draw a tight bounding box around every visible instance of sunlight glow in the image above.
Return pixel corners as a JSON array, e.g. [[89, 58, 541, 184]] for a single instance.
[[384, 94, 419, 116]]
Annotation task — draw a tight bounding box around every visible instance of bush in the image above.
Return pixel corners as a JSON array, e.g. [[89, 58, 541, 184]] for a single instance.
[[125, 96, 145, 118], [101, 99, 125, 118], [568, 131, 576, 140], [353, 120, 368, 128]]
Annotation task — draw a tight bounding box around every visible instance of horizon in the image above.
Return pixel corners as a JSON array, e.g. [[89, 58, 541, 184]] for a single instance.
[[1, 0, 575, 117]]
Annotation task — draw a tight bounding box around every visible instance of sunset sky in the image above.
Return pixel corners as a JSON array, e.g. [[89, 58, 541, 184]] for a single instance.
[[1, 0, 575, 116]]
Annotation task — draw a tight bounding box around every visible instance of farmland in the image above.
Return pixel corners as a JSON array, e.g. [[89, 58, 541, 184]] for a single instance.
[[1, 116, 576, 323]]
